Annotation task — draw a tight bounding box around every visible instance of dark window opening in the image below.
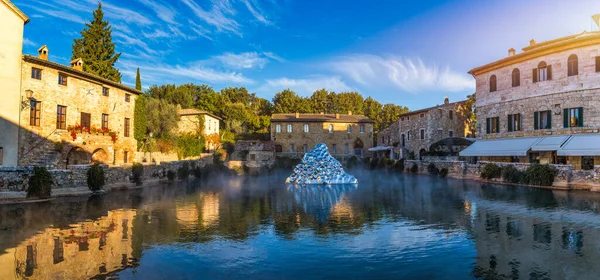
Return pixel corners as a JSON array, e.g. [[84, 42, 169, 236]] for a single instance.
[[30, 100, 41, 126], [124, 118, 130, 137], [567, 54, 578, 76], [58, 73, 68, 86], [102, 114, 109, 129], [125, 94, 131, 102], [512, 68, 520, 87], [31, 68, 42, 80], [489, 75, 497, 92], [80, 112, 91, 128], [102, 87, 110, 96], [56, 105, 67, 129]]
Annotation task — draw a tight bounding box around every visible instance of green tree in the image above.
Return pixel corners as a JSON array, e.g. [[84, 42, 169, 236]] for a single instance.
[[135, 68, 142, 90], [134, 95, 147, 147], [463, 93, 477, 137], [71, 3, 122, 82], [146, 98, 178, 138], [309, 89, 331, 113], [272, 89, 310, 113]]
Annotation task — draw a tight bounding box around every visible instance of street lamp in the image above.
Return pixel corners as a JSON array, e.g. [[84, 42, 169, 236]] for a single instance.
[[20, 90, 34, 111]]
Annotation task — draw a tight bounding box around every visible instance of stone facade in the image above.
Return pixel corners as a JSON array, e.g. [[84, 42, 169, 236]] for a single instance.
[[270, 113, 374, 157], [176, 108, 221, 151], [471, 31, 600, 168], [377, 98, 470, 158], [16, 53, 141, 168]]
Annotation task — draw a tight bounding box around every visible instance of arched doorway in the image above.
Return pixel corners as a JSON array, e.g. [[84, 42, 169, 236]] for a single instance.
[[91, 148, 109, 164], [419, 149, 427, 160], [66, 147, 89, 166]]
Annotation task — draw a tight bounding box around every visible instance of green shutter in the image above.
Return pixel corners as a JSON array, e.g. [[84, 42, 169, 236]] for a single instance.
[[578, 107, 584, 127], [564, 108, 569, 128], [547, 65, 552, 80], [496, 117, 500, 133], [507, 115, 513, 132], [546, 110, 552, 129], [532, 68, 538, 83], [518, 113, 522, 131], [486, 118, 490, 134], [534, 112, 539, 130]]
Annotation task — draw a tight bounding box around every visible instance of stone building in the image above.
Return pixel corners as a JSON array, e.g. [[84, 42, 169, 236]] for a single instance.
[[375, 98, 470, 159], [270, 113, 374, 157], [15, 48, 141, 167], [0, 0, 29, 166], [176, 108, 221, 151], [461, 23, 600, 169]]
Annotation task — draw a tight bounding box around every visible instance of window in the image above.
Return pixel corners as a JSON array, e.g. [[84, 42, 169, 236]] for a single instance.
[[507, 113, 521, 132], [125, 94, 131, 102], [303, 124, 309, 133], [80, 112, 91, 128], [567, 54, 578, 76], [582, 156, 594, 170], [0, 147, 3, 166], [102, 87, 110, 96], [420, 113, 425, 118], [347, 124, 352, 133], [533, 61, 551, 82], [489, 75, 497, 92], [332, 144, 337, 154], [287, 124, 292, 133], [329, 124, 334, 133], [30, 100, 41, 126], [596, 56, 600, 72], [275, 124, 281, 133], [512, 68, 520, 87], [360, 124, 365, 133], [448, 130, 454, 137], [420, 129, 425, 140], [564, 107, 584, 128], [124, 151, 129, 164], [58, 73, 67, 86], [56, 105, 67, 129], [124, 118, 130, 137], [102, 114, 109, 129], [31, 68, 42, 80], [407, 131, 410, 141], [289, 144, 295, 153], [303, 144, 308, 153], [449, 110, 453, 120], [345, 143, 349, 154], [534, 110, 552, 130], [486, 117, 500, 134]]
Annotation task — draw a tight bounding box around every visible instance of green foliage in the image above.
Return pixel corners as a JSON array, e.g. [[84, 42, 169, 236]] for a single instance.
[[86, 163, 105, 191], [134, 95, 147, 147], [481, 163, 502, 180], [346, 156, 358, 169], [385, 159, 395, 169], [377, 158, 386, 168], [439, 168, 449, 178], [369, 158, 379, 170], [394, 159, 405, 172], [410, 163, 419, 173], [135, 68, 142, 91], [213, 148, 227, 164], [427, 163, 439, 176], [525, 164, 558, 186], [178, 162, 190, 180], [176, 133, 205, 159], [146, 98, 178, 139], [167, 170, 176, 181], [501, 165, 525, 184], [54, 141, 63, 151], [71, 3, 121, 82], [132, 163, 144, 186], [27, 167, 52, 199]]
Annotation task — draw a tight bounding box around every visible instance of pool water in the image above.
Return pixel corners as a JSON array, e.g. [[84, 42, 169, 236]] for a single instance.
[[1, 171, 600, 279]]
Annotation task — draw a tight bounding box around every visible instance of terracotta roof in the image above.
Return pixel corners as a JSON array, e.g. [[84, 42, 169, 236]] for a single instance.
[[469, 31, 600, 76], [2, 0, 29, 24], [271, 113, 374, 123], [178, 108, 222, 120], [397, 100, 467, 118], [23, 55, 143, 95]]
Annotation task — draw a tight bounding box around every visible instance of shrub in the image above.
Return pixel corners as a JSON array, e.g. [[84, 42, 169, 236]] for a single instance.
[[394, 159, 405, 172], [54, 141, 64, 151], [132, 163, 144, 186], [439, 168, 449, 178], [178, 162, 190, 180], [427, 163, 439, 176], [377, 158, 386, 168], [176, 133, 205, 159], [480, 163, 502, 180], [192, 166, 202, 178], [525, 164, 558, 186], [167, 170, 176, 181], [502, 165, 525, 184], [410, 163, 419, 173], [213, 148, 227, 164], [86, 163, 105, 191], [362, 157, 371, 167], [385, 158, 396, 169], [27, 167, 52, 199], [369, 158, 379, 169], [346, 156, 358, 169]]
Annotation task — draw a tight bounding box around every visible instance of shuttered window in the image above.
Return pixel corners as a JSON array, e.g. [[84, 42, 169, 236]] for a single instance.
[[564, 107, 584, 128], [486, 117, 500, 134], [56, 105, 67, 129], [567, 54, 578, 76], [535, 62, 551, 82], [30, 100, 41, 126], [534, 110, 552, 130], [507, 114, 521, 132], [512, 68, 520, 87], [81, 112, 91, 128], [102, 114, 109, 129], [58, 73, 68, 86], [596, 56, 600, 73], [489, 75, 497, 92], [124, 118, 130, 137]]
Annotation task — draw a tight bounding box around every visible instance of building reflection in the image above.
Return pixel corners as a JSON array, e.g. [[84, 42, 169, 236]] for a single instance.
[[0, 209, 137, 280]]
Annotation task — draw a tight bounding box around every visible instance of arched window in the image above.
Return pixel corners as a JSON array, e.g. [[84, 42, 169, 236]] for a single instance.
[[489, 75, 497, 92], [512, 68, 520, 87], [536, 61, 551, 82], [568, 54, 578, 76], [328, 124, 333, 133]]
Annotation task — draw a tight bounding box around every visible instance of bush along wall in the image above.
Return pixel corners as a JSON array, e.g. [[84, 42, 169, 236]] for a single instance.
[[427, 163, 439, 176], [410, 163, 419, 174], [178, 162, 190, 180], [439, 168, 449, 178], [525, 164, 558, 186], [27, 167, 53, 199], [501, 165, 526, 184], [480, 163, 502, 180], [87, 163, 105, 192]]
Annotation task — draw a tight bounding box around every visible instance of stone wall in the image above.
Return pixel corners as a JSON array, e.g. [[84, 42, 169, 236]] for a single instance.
[[134, 151, 212, 164]]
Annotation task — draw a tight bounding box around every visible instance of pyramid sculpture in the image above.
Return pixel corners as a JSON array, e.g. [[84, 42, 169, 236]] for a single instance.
[[286, 143, 358, 185]]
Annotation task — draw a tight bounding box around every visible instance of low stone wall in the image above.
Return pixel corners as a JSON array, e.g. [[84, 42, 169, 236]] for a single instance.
[[0, 156, 214, 192], [134, 152, 212, 164]]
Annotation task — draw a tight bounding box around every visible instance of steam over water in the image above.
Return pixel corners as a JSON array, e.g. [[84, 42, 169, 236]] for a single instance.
[[2, 170, 600, 279]]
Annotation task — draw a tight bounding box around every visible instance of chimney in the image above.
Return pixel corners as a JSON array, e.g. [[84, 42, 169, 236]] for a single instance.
[[593, 14, 600, 29], [508, 48, 516, 57], [37, 45, 49, 60], [295, 112, 299, 118], [444, 97, 449, 104], [335, 113, 340, 119], [348, 111, 352, 115], [70, 58, 83, 71], [529, 39, 536, 46]]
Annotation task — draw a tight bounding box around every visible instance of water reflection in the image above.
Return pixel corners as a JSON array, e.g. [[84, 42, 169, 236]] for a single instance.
[[1, 174, 600, 279]]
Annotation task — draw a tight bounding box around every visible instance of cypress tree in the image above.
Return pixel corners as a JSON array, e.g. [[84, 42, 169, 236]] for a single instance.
[[135, 68, 142, 90], [72, 3, 122, 82], [134, 95, 148, 148]]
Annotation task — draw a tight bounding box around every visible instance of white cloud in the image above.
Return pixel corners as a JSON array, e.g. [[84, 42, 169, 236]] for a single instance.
[[241, 0, 270, 25], [257, 76, 353, 97], [262, 52, 285, 62], [182, 0, 242, 36], [330, 54, 474, 93], [137, 0, 178, 25], [214, 52, 268, 69], [23, 38, 36, 47]]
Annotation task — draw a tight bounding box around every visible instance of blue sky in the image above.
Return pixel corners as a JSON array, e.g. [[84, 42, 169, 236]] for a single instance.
[[15, 0, 600, 109]]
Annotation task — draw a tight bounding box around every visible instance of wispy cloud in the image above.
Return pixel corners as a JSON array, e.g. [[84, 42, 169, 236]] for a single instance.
[[137, 0, 178, 25], [329, 54, 474, 93], [257, 76, 353, 97], [23, 38, 36, 47], [182, 0, 242, 36], [113, 31, 158, 55], [213, 52, 273, 69], [241, 0, 271, 25]]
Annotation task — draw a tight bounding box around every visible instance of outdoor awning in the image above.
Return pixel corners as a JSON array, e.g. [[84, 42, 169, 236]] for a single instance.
[[530, 135, 571, 151], [459, 137, 541, 157], [557, 135, 600, 156], [368, 146, 393, 152]]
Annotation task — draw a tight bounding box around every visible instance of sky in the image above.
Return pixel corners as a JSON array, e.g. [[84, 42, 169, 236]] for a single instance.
[[14, 0, 600, 109]]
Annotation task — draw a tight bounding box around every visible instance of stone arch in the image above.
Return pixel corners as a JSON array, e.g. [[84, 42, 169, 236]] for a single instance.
[[91, 148, 109, 164], [419, 148, 427, 160], [353, 137, 364, 148], [66, 147, 89, 166]]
